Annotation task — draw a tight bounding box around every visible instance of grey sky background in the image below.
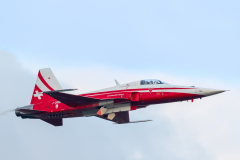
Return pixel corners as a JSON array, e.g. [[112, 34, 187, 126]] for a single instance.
[[0, 0, 240, 160]]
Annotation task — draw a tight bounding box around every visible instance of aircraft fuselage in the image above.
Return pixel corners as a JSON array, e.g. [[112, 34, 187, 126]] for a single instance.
[[15, 69, 225, 126]]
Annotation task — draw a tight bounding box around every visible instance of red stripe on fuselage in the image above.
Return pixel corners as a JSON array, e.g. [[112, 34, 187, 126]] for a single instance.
[[80, 88, 195, 97], [38, 71, 54, 91]]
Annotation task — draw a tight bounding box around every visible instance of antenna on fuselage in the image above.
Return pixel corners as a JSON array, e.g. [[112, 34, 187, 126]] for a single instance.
[[115, 80, 120, 86]]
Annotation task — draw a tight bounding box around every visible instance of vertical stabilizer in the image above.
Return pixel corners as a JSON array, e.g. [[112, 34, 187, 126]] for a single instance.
[[30, 68, 62, 104]]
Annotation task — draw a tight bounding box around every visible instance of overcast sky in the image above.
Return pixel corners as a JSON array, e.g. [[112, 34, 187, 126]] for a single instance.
[[0, 1, 240, 160]]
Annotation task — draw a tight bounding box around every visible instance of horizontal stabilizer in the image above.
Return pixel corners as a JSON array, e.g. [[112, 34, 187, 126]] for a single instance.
[[41, 118, 63, 126]]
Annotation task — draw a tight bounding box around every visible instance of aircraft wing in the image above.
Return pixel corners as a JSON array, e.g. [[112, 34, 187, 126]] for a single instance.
[[44, 92, 100, 106], [96, 111, 130, 124], [44, 91, 128, 107]]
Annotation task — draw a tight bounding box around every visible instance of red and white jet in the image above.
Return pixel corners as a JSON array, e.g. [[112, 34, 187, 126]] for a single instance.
[[15, 68, 225, 126]]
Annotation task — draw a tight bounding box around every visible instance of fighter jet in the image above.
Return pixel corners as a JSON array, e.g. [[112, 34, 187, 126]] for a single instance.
[[15, 68, 226, 126]]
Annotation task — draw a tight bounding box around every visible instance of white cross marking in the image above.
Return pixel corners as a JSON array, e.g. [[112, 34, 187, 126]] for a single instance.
[[34, 91, 43, 99]]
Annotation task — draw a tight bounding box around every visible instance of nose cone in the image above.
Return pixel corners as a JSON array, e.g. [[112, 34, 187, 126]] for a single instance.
[[203, 89, 226, 96]]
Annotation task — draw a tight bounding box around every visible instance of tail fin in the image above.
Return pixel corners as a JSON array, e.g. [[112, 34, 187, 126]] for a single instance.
[[30, 68, 62, 104]]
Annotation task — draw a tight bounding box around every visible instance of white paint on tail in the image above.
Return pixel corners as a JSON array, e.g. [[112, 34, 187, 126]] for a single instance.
[[36, 77, 50, 92], [36, 68, 62, 92], [39, 68, 62, 91]]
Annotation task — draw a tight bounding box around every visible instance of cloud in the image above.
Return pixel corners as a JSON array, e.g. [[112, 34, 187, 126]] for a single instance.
[[129, 151, 144, 160], [0, 51, 239, 160], [0, 51, 36, 107]]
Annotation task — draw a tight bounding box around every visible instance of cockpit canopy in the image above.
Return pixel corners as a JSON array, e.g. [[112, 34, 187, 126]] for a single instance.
[[140, 79, 168, 85]]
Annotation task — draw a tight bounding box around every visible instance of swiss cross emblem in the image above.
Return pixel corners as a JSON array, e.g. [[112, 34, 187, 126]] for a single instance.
[[34, 91, 43, 99], [148, 88, 153, 94]]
